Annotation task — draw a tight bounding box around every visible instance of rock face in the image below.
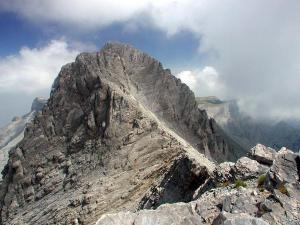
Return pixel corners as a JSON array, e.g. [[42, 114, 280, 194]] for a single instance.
[[197, 96, 300, 152], [0, 97, 47, 178], [0, 43, 242, 225], [96, 144, 300, 225]]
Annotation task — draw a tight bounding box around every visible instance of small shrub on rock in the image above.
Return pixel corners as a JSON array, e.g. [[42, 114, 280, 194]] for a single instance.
[[257, 174, 267, 187], [278, 183, 289, 196], [234, 179, 247, 188]]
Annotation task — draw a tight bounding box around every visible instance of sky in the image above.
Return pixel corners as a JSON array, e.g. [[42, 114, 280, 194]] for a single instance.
[[0, 0, 300, 127]]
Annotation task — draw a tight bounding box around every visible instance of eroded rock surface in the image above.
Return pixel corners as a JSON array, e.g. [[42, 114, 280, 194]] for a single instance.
[[0, 43, 242, 225], [97, 144, 300, 225]]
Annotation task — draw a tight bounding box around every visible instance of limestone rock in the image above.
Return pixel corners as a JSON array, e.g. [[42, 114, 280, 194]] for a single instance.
[[213, 161, 235, 183], [0, 43, 238, 225], [212, 212, 269, 225], [277, 147, 294, 155], [95, 144, 299, 225], [3, 43, 296, 225], [138, 156, 212, 210], [248, 144, 276, 165], [232, 157, 268, 179], [96, 203, 203, 225], [267, 150, 299, 187]]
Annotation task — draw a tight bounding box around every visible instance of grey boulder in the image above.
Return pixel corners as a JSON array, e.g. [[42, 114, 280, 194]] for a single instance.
[[96, 202, 203, 225], [267, 151, 300, 187], [248, 144, 276, 166], [232, 157, 268, 179], [212, 212, 269, 225]]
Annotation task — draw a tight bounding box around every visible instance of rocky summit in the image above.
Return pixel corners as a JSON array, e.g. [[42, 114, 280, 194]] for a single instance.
[[0, 43, 298, 225], [0, 43, 243, 225]]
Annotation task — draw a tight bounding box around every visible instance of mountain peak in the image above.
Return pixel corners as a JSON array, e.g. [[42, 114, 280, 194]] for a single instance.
[[103, 41, 135, 50], [100, 41, 159, 69], [0, 43, 242, 225]]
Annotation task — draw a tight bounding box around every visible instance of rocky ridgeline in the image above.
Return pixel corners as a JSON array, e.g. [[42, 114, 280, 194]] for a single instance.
[[0, 43, 242, 225], [96, 144, 300, 225]]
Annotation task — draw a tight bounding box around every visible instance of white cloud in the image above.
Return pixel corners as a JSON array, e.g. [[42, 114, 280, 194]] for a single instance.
[[1, 0, 300, 119], [0, 0, 160, 30], [148, 0, 300, 119], [177, 66, 223, 96], [0, 40, 79, 93], [177, 71, 197, 90]]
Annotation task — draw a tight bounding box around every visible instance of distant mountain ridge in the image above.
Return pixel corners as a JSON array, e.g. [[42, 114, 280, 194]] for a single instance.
[[197, 96, 300, 152], [0, 97, 47, 178]]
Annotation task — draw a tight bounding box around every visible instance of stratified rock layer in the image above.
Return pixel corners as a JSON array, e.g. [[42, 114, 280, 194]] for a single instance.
[[0, 43, 240, 225]]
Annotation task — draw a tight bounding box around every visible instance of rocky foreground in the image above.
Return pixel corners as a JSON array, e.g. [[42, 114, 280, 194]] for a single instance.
[[96, 144, 300, 225]]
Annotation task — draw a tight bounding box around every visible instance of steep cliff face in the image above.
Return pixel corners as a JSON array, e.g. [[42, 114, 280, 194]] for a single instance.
[[0, 43, 239, 225]]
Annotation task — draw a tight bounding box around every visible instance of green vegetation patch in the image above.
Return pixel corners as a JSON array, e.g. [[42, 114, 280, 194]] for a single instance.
[[257, 174, 267, 187], [278, 183, 289, 196], [234, 179, 247, 188]]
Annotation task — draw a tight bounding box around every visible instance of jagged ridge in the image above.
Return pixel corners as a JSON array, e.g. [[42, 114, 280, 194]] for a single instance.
[[0, 43, 240, 225]]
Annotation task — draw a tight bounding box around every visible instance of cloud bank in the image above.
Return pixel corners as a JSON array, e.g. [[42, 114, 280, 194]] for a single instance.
[[0, 40, 79, 93], [1, 0, 300, 119], [0, 0, 157, 30], [177, 67, 223, 97]]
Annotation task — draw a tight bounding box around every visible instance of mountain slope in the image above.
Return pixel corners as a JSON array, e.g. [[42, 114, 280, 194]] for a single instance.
[[0, 43, 241, 225]]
